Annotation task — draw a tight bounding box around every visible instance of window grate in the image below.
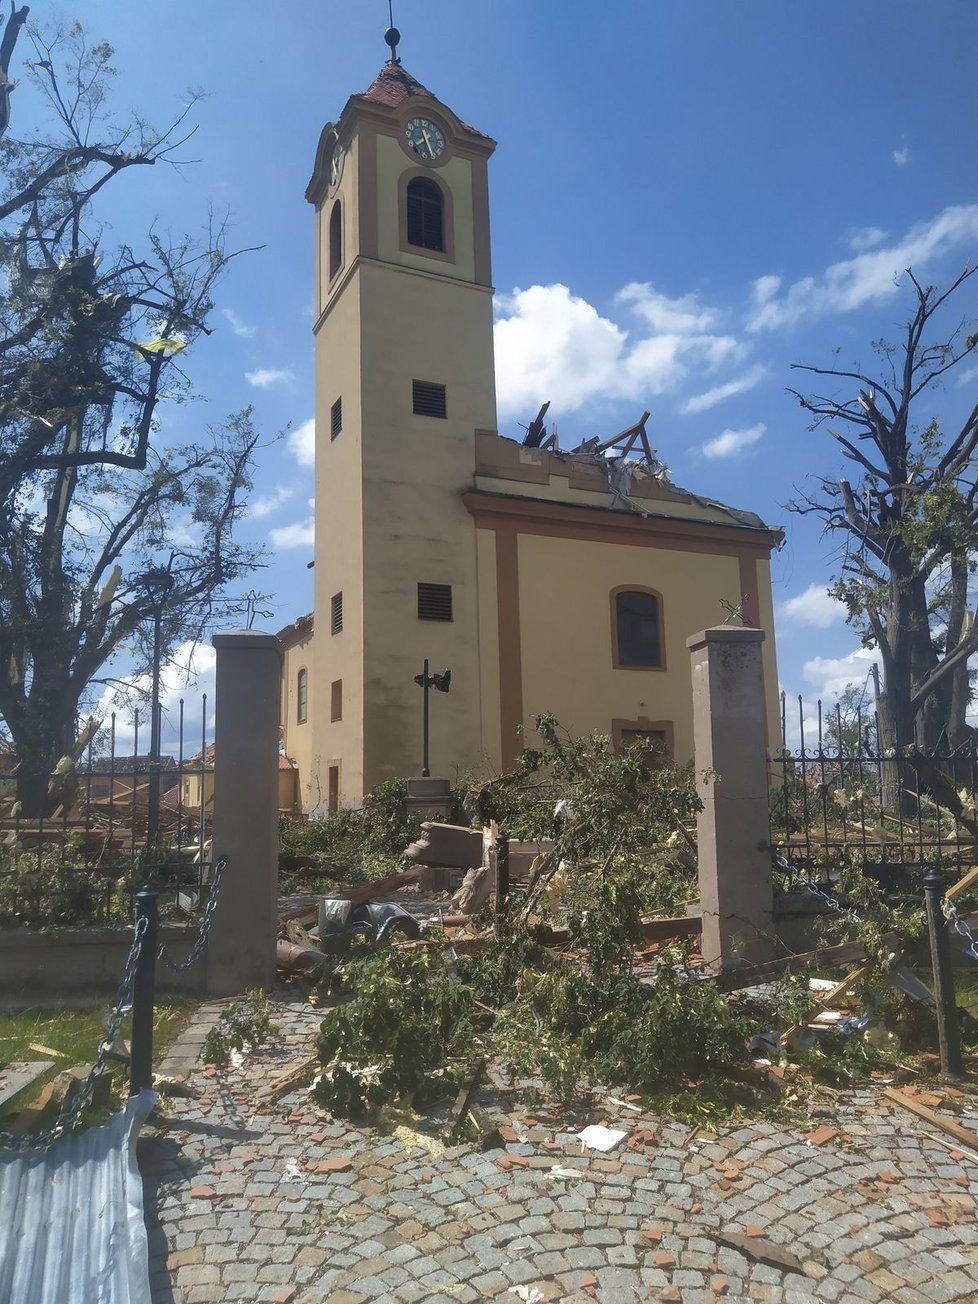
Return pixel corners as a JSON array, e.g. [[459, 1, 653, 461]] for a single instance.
[[413, 380, 447, 419], [331, 591, 343, 635], [417, 582, 453, 622], [330, 396, 342, 439]]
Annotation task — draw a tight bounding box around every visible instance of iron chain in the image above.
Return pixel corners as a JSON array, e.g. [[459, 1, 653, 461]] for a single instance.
[[0, 915, 148, 1154], [158, 855, 228, 973], [775, 853, 863, 925], [941, 895, 978, 963]]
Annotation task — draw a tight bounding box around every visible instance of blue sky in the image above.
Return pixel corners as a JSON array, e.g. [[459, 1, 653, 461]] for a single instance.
[[11, 1, 978, 739]]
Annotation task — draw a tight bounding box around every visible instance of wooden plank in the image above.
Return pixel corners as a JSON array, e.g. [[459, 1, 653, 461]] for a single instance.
[[882, 1086, 978, 1155], [335, 867, 421, 905], [714, 1230, 808, 1275], [715, 933, 899, 992], [441, 1058, 486, 1143], [642, 915, 702, 941], [947, 863, 978, 901]]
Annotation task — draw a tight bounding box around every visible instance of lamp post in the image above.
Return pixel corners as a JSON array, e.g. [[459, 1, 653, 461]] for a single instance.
[[137, 568, 174, 859], [413, 659, 451, 777]]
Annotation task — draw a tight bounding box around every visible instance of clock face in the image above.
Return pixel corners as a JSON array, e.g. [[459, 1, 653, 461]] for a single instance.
[[404, 117, 446, 162], [329, 142, 344, 190]]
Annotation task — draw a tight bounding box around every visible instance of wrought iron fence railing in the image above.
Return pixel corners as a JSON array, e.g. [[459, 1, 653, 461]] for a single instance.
[[0, 696, 214, 929], [769, 693, 978, 884]]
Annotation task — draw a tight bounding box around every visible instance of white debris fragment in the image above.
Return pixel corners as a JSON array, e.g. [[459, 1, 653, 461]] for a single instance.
[[576, 1124, 627, 1152]]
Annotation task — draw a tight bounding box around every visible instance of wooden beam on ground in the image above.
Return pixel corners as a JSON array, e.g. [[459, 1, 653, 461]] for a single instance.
[[882, 1086, 978, 1155], [441, 1058, 486, 1143], [336, 866, 421, 905], [713, 1230, 808, 1276], [714, 932, 900, 992]]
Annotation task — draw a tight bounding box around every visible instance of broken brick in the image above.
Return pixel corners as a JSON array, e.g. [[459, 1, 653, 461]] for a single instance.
[[806, 1126, 839, 1146]]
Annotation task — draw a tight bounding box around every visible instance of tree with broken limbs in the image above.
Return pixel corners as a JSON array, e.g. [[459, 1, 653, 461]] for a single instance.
[[788, 266, 978, 815], [0, 16, 263, 814]]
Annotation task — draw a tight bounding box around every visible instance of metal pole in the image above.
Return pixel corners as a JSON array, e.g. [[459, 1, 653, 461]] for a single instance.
[[421, 657, 431, 777], [923, 865, 963, 1078], [130, 885, 158, 1095], [495, 830, 509, 933], [146, 598, 163, 856]]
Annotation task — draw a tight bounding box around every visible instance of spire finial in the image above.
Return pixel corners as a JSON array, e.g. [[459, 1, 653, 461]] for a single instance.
[[384, 1, 401, 65]]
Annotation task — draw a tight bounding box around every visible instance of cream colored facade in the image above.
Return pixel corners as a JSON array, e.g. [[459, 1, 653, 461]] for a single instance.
[[280, 57, 782, 812]]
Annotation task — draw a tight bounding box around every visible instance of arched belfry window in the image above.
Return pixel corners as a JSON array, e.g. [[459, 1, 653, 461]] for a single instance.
[[612, 587, 664, 669], [328, 200, 342, 281], [406, 177, 444, 252]]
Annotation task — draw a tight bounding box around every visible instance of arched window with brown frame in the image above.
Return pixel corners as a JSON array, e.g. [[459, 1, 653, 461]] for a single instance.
[[297, 667, 308, 724], [328, 200, 343, 281], [406, 177, 445, 251], [611, 586, 664, 669]]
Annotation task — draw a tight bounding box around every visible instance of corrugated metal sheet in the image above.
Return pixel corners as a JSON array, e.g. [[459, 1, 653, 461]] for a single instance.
[[0, 1090, 157, 1304]]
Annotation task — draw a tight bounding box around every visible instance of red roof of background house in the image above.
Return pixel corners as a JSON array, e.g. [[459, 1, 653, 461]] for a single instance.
[[186, 744, 297, 771]]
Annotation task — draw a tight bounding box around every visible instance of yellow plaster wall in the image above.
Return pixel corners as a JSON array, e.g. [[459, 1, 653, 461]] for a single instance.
[[356, 261, 496, 788], [279, 629, 315, 811], [375, 135, 476, 282], [312, 267, 366, 806], [515, 533, 760, 762], [475, 527, 502, 772]]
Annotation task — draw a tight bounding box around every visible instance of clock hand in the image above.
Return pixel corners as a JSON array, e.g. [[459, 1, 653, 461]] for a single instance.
[[422, 129, 433, 155]]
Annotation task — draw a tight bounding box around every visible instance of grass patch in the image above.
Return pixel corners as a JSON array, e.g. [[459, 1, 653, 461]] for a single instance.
[[0, 1000, 195, 1127]]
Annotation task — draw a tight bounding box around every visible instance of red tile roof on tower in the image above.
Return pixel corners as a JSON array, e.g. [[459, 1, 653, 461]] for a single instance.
[[352, 61, 492, 141]]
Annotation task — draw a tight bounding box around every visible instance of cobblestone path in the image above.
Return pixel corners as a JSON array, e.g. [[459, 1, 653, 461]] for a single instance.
[[140, 993, 978, 1304]]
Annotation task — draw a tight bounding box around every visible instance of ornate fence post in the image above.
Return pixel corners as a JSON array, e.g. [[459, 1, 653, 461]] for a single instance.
[[687, 626, 774, 972], [205, 631, 281, 997]]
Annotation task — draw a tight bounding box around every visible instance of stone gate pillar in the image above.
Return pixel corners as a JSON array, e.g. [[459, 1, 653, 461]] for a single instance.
[[205, 630, 281, 996], [687, 625, 774, 971]]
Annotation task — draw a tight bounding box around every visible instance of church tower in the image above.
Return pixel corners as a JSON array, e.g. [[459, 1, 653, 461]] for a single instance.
[[304, 32, 498, 804]]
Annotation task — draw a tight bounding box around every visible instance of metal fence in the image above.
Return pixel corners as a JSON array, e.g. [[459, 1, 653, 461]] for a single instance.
[[0, 697, 214, 929], [769, 694, 978, 884]]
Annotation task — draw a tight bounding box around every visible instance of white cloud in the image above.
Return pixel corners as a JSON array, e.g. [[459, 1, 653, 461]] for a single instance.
[[249, 485, 294, 520], [893, 146, 912, 167], [956, 361, 978, 388], [222, 308, 255, 338], [747, 204, 978, 332], [847, 225, 887, 253], [493, 282, 743, 421], [681, 364, 768, 415], [701, 423, 765, 460], [288, 418, 315, 467], [269, 518, 315, 549], [246, 367, 295, 389], [779, 583, 846, 630], [802, 647, 879, 702], [96, 640, 217, 756]]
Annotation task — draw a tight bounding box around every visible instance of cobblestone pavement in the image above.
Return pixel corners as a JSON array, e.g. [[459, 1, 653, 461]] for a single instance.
[[140, 992, 978, 1304]]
